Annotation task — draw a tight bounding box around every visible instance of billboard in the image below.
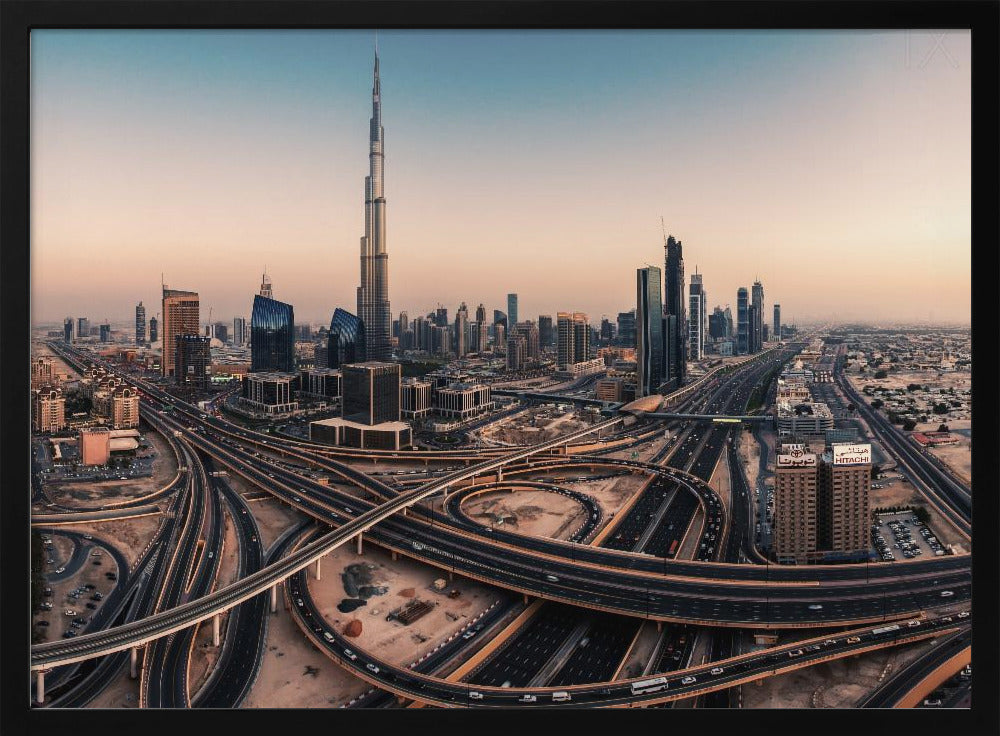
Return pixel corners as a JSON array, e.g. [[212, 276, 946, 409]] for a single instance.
[[780, 443, 805, 454], [832, 443, 872, 466], [777, 446, 816, 467]]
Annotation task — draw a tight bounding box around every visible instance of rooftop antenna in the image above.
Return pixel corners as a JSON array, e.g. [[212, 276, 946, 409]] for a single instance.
[[660, 216, 668, 247]]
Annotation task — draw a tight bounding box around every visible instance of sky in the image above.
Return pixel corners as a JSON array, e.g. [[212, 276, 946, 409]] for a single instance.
[[30, 29, 971, 328]]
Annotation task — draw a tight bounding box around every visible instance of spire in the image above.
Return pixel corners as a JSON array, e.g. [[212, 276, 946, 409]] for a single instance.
[[373, 33, 381, 97]]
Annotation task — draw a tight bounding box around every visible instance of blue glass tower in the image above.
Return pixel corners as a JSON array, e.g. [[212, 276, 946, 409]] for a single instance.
[[251, 294, 295, 373], [327, 308, 366, 369]]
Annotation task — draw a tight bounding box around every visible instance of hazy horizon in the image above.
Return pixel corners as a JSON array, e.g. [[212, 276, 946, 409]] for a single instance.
[[31, 30, 971, 327]]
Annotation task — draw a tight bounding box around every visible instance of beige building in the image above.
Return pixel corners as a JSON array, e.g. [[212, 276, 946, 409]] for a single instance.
[[79, 426, 111, 465], [111, 386, 140, 429], [33, 386, 66, 433], [161, 287, 200, 378], [773, 444, 818, 564], [435, 382, 493, 421], [31, 357, 56, 388], [818, 444, 872, 558], [401, 378, 432, 420]]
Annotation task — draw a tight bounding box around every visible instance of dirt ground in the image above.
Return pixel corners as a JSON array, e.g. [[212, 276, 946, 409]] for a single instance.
[[243, 541, 501, 707], [482, 407, 595, 446], [462, 488, 586, 540], [43, 428, 178, 510], [738, 431, 761, 491], [56, 514, 164, 570], [743, 636, 939, 708]]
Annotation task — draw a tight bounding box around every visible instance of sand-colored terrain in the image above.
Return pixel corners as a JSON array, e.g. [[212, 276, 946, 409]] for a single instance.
[[743, 636, 939, 708], [462, 488, 586, 540], [870, 476, 966, 549], [243, 541, 501, 707], [55, 515, 164, 570]]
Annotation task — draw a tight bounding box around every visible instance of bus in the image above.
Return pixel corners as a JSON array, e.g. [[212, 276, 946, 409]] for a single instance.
[[871, 624, 900, 636], [630, 676, 669, 695], [667, 540, 679, 557]]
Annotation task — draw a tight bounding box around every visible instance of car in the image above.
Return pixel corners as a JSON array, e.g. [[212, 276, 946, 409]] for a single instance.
[[207, 551, 213, 558], [923, 699, 942, 707], [941, 616, 953, 623], [83, 584, 95, 590], [82, 534, 93, 540], [846, 636, 861, 644], [92, 593, 103, 601], [43, 589, 53, 597], [343, 649, 358, 661], [806, 644, 822, 652], [323, 632, 335, 642], [55, 567, 65, 574], [544, 574, 559, 582], [62, 631, 76, 638], [957, 611, 970, 619], [710, 667, 724, 675], [296, 598, 304, 607], [366, 663, 380, 674], [462, 630, 476, 640], [940, 590, 954, 598], [808, 604, 823, 611], [518, 694, 537, 703], [468, 691, 484, 700], [64, 610, 77, 616], [907, 620, 921, 628], [680, 676, 697, 685], [40, 602, 52, 610], [787, 649, 804, 658]]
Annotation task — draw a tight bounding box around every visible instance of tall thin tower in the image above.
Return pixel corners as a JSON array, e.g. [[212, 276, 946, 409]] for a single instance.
[[357, 44, 392, 361]]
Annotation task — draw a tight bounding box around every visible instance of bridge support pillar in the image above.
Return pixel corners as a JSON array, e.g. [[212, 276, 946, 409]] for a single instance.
[[497, 468, 503, 482], [35, 671, 44, 704], [391, 550, 398, 561], [315, 557, 322, 580], [130, 646, 139, 678], [356, 534, 363, 556], [270, 584, 278, 614], [212, 613, 221, 647], [448, 570, 454, 581], [523, 594, 529, 605], [656, 621, 662, 632]]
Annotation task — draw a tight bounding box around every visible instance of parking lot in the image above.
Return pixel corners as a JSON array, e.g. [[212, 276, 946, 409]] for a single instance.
[[871, 511, 947, 562]]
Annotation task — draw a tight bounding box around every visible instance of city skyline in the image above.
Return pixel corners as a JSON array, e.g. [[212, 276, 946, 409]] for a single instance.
[[31, 30, 971, 325]]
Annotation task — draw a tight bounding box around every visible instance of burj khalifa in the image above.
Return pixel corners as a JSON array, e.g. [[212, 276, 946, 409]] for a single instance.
[[357, 48, 392, 361]]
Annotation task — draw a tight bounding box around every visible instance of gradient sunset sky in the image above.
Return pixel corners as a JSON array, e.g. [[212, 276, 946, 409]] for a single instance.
[[31, 30, 971, 327]]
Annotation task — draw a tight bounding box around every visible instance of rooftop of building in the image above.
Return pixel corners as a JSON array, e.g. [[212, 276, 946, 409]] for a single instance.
[[246, 371, 299, 382], [342, 361, 400, 371], [776, 400, 834, 419], [310, 417, 410, 432]]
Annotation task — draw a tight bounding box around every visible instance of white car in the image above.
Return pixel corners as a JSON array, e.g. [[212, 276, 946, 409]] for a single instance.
[[55, 567, 65, 574], [681, 676, 697, 685], [518, 694, 537, 703], [940, 590, 954, 598], [710, 667, 725, 675], [366, 663, 380, 674]]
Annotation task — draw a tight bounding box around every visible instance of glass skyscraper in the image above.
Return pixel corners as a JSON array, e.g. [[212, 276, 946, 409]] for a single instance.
[[637, 267, 664, 397], [250, 294, 295, 373], [327, 308, 366, 369]]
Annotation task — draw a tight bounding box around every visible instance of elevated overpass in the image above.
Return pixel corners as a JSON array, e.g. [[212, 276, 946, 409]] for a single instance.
[[641, 412, 773, 424]]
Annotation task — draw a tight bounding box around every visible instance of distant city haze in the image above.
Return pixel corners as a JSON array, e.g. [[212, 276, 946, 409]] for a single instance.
[[31, 30, 971, 326]]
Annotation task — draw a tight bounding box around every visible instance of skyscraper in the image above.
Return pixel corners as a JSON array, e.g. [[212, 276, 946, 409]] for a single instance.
[[663, 233, 686, 383], [328, 308, 367, 369], [709, 306, 727, 340], [454, 303, 469, 356], [135, 302, 146, 345], [751, 280, 764, 353], [507, 294, 518, 328], [149, 316, 158, 344], [162, 287, 200, 377], [77, 317, 90, 338], [233, 316, 247, 347], [475, 304, 486, 324], [636, 267, 664, 397], [538, 315, 554, 349], [736, 287, 749, 355], [773, 303, 781, 342], [175, 334, 211, 389], [250, 275, 295, 373], [493, 309, 507, 327], [399, 310, 410, 336], [99, 323, 111, 343], [435, 306, 449, 327], [556, 312, 590, 369], [356, 49, 392, 361], [688, 272, 706, 361], [63, 317, 73, 343], [616, 310, 636, 347], [510, 321, 539, 360]]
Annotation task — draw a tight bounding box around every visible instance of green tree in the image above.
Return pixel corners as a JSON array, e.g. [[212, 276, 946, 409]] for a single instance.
[[874, 369, 888, 379], [912, 506, 931, 524], [937, 423, 949, 433], [902, 418, 917, 431], [932, 402, 950, 414], [871, 399, 884, 410]]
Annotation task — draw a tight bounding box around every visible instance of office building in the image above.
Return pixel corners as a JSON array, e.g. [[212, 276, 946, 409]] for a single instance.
[[79, 426, 112, 466], [506, 334, 527, 371], [299, 367, 342, 400], [327, 308, 366, 368], [162, 287, 200, 378], [435, 305, 449, 327], [135, 302, 146, 345], [33, 386, 66, 433], [149, 317, 158, 344], [493, 323, 506, 352], [356, 50, 392, 361], [233, 316, 247, 347], [747, 304, 760, 353], [342, 361, 400, 425], [472, 321, 488, 354], [63, 317, 74, 343], [510, 321, 539, 361], [398, 311, 410, 337], [663, 233, 686, 383], [454, 302, 469, 356], [251, 286, 296, 373], [213, 323, 229, 344], [762, 324, 769, 343], [773, 304, 781, 342], [600, 318, 614, 343], [77, 317, 90, 338], [557, 312, 590, 370], [616, 310, 637, 348], [636, 266, 664, 397], [751, 280, 764, 353], [595, 377, 624, 402], [736, 287, 749, 355], [538, 315, 554, 349], [688, 272, 706, 361], [493, 309, 507, 327], [401, 378, 433, 420], [310, 416, 410, 450], [435, 382, 494, 421], [174, 334, 211, 389], [773, 444, 819, 564], [817, 444, 872, 559], [295, 324, 312, 341], [31, 357, 55, 388], [240, 372, 300, 414], [708, 306, 728, 340], [99, 324, 112, 343], [506, 294, 518, 328]]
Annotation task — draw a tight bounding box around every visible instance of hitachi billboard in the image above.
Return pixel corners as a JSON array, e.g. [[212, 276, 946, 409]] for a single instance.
[[832, 443, 872, 466]]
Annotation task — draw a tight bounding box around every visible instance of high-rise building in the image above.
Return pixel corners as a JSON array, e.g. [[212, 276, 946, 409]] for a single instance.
[[33, 386, 66, 432], [401, 377, 432, 420], [295, 324, 312, 341], [327, 308, 366, 369], [556, 312, 590, 369], [474, 304, 486, 324], [506, 294, 518, 327], [162, 287, 200, 377], [454, 302, 469, 356], [762, 324, 769, 343], [149, 316, 158, 344], [111, 385, 140, 429], [31, 357, 55, 388], [709, 306, 728, 340], [817, 444, 872, 558], [493, 309, 507, 327], [356, 50, 392, 361], [214, 322, 229, 344], [233, 316, 247, 347], [538, 315, 554, 349], [472, 321, 488, 353], [688, 272, 706, 361], [493, 323, 506, 352], [99, 323, 112, 343], [636, 266, 664, 397], [600, 317, 614, 343], [751, 280, 764, 353], [747, 303, 760, 353], [506, 335, 527, 371], [736, 288, 749, 355], [135, 302, 146, 345], [342, 362, 400, 425], [510, 321, 539, 361], [724, 306, 733, 339], [63, 317, 74, 343], [663, 233, 686, 383], [241, 372, 299, 414], [399, 311, 410, 336], [77, 317, 90, 338], [435, 306, 449, 327], [174, 334, 211, 388], [773, 304, 781, 342], [616, 310, 636, 347], [773, 444, 819, 564], [250, 280, 295, 373]]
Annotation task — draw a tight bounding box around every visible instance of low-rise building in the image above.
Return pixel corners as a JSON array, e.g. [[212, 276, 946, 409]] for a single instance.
[[240, 372, 299, 415], [435, 382, 493, 421], [401, 378, 433, 420], [776, 400, 834, 438], [79, 426, 111, 465], [595, 378, 624, 402], [33, 386, 66, 433], [299, 367, 342, 400], [309, 417, 412, 451]]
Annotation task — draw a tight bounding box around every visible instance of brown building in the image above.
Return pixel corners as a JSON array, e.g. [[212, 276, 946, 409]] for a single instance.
[[31, 357, 56, 388], [817, 444, 872, 558], [161, 287, 200, 378], [595, 377, 624, 402], [111, 386, 140, 429], [772, 444, 818, 564], [79, 426, 111, 466], [33, 386, 66, 433]]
